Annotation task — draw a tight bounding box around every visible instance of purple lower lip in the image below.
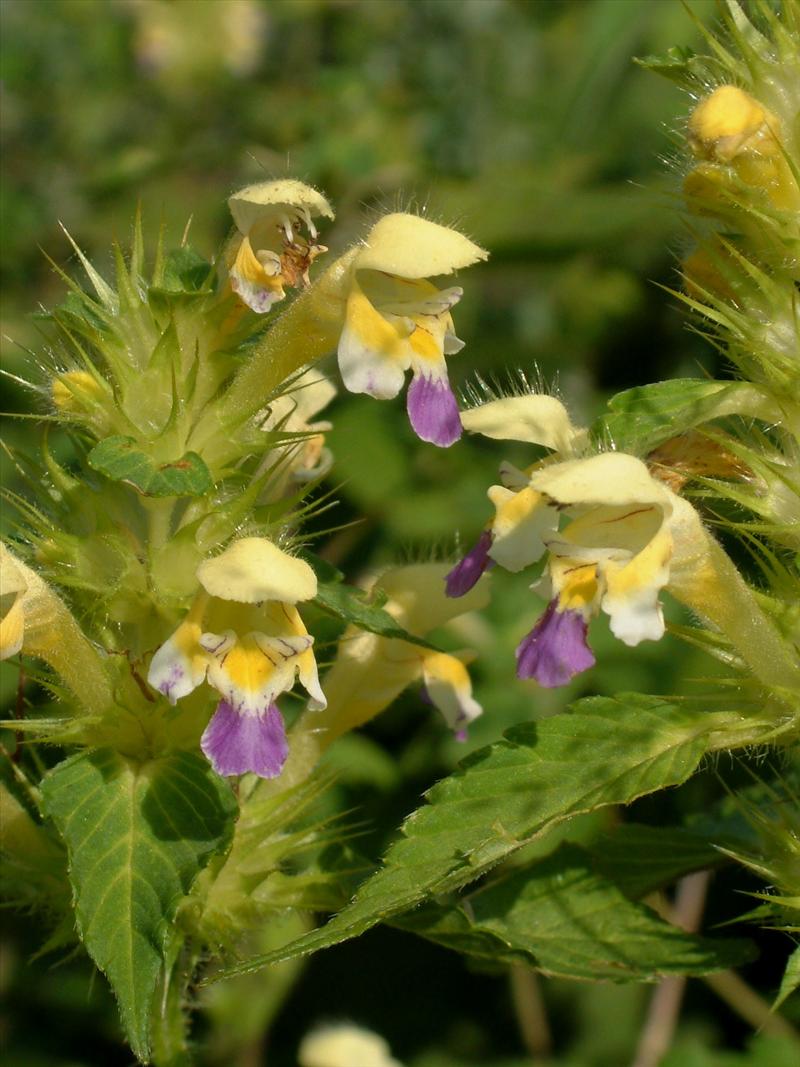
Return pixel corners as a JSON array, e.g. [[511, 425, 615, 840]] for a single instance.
[[406, 372, 462, 447], [201, 699, 289, 778], [516, 600, 596, 688]]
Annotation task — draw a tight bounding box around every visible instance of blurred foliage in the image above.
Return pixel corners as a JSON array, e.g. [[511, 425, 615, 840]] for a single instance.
[[3, 1, 796, 1066]]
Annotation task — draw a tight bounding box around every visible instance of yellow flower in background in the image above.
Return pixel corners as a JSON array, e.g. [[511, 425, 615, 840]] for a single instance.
[[337, 213, 487, 447], [318, 562, 489, 745], [227, 180, 334, 313], [299, 1023, 403, 1067], [258, 368, 336, 487], [419, 649, 482, 740], [0, 549, 28, 660], [131, 0, 266, 81], [148, 537, 324, 779]]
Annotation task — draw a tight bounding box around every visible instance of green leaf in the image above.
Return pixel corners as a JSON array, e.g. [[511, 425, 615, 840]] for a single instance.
[[775, 945, 800, 1010], [314, 580, 438, 651], [218, 695, 758, 979], [594, 379, 782, 454], [300, 550, 344, 585], [156, 246, 214, 294], [48, 290, 113, 334], [396, 843, 754, 981], [588, 823, 721, 899], [634, 46, 710, 89], [41, 749, 236, 1062], [88, 435, 213, 497]]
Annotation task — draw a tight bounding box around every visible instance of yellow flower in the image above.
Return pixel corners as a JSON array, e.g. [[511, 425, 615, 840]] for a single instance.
[[51, 370, 105, 413], [336, 213, 487, 447], [688, 85, 780, 163], [148, 537, 323, 778], [447, 401, 682, 686], [446, 394, 587, 594], [0, 543, 113, 713], [686, 86, 796, 210], [258, 369, 336, 488], [299, 1024, 403, 1067], [528, 454, 675, 645], [318, 563, 489, 744], [0, 550, 27, 661], [460, 392, 587, 455], [451, 404, 799, 695], [227, 180, 334, 313]]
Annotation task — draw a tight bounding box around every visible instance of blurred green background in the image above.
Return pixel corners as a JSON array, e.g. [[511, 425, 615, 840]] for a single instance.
[[3, 2, 796, 1065]]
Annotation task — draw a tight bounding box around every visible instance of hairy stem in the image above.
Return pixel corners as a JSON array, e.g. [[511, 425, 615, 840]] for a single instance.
[[150, 944, 195, 1067]]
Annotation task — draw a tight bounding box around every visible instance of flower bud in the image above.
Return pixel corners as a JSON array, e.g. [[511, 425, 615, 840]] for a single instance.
[[51, 369, 106, 414], [681, 244, 736, 303], [688, 85, 780, 163]]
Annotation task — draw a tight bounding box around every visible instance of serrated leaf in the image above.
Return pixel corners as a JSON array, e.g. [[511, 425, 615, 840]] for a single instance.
[[774, 945, 800, 1009], [88, 435, 213, 497], [218, 695, 759, 979], [396, 843, 754, 981], [41, 749, 236, 1061], [314, 580, 438, 651], [594, 379, 782, 454]]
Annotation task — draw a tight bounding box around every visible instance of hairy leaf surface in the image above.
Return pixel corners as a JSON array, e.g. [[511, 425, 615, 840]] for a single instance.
[[219, 695, 756, 979], [588, 823, 722, 899], [595, 379, 781, 454], [41, 748, 236, 1061], [395, 843, 754, 981], [88, 435, 213, 497], [314, 580, 438, 651]]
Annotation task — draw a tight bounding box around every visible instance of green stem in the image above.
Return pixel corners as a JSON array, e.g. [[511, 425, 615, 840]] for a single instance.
[[192, 249, 358, 467], [150, 943, 195, 1067], [668, 499, 800, 698]]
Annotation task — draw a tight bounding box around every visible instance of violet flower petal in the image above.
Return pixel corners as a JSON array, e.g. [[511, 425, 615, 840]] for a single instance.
[[445, 530, 494, 597], [516, 600, 596, 688], [406, 372, 462, 447], [200, 699, 289, 779]]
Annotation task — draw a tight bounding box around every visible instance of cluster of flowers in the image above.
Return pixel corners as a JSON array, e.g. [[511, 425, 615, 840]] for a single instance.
[[137, 181, 494, 779], [7, 69, 789, 789], [226, 179, 487, 448], [444, 396, 685, 687], [145, 178, 703, 783]]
